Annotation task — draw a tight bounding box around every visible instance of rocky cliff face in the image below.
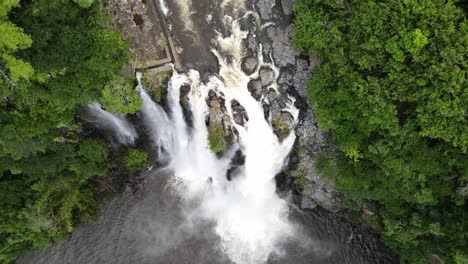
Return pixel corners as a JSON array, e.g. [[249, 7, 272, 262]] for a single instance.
[[252, 0, 341, 211], [102, 0, 341, 212]]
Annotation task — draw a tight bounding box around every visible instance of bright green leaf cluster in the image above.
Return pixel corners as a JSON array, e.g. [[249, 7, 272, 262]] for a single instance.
[[0, 0, 33, 83], [125, 149, 148, 172]]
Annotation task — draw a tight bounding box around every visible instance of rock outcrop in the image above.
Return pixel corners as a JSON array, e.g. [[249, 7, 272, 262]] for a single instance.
[[248, 0, 341, 212], [100, 0, 181, 72]]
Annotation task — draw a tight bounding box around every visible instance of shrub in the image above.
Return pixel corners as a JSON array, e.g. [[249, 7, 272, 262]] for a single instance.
[[125, 149, 149, 172], [208, 123, 227, 153]]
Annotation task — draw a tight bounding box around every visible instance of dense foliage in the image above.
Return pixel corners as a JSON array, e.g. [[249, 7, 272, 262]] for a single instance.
[[0, 0, 140, 262], [125, 149, 149, 172], [100, 76, 142, 115], [293, 0, 467, 263]]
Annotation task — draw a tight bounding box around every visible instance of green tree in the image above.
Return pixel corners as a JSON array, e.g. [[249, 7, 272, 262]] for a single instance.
[[0, 0, 132, 262], [293, 0, 468, 263], [73, 0, 94, 8], [0, 0, 33, 83], [100, 76, 142, 115]]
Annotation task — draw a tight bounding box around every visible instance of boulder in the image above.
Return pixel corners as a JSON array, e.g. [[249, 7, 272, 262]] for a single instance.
[[247, 33, 258, 54], [259, 67, 275, 86], [247, 79, 263, 101], [267, 24, 298, 67], [241, 57, 258, 75], [281, 0, 294, 16], [231, 100, 249, 126], [256, 0, 275, 20]]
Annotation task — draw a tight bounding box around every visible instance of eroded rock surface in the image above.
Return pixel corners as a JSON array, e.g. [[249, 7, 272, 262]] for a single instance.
[[281, 0, 295, 16], [248, 1, 340, 211], [100, 0, 171, 70], [256, 0, 276, 20]]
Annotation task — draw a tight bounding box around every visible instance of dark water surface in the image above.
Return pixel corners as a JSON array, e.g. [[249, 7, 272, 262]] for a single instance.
[[17, 170, 397, 264]]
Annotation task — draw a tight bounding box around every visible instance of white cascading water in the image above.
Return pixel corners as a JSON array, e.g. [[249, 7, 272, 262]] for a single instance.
[[136, 9, 300, 264], [157, 0, 169, 16], [135, 76, 175, 163], [86, 102, 138, 146]]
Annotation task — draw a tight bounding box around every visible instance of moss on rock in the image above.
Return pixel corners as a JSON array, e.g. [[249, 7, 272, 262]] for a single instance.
[[208, 123, 228, 153], [272, 117, 291, 142], [142, 70, 171, 103]]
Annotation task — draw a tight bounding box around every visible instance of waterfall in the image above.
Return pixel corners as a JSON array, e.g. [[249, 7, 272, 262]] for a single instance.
[[86, 102, 138, 146], [136, 10, 299, 264], [136, 72, 175, 162], [158, 0, 169, 16]]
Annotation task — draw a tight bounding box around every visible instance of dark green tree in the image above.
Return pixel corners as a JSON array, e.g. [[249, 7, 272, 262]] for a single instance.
[[293, 0, 468, 263], [0, 0, 33, 84], [0, 0, 131, 262]]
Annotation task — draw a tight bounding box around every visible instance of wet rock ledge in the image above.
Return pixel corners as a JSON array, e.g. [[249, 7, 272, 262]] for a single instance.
[[99, 0, 181, 73]]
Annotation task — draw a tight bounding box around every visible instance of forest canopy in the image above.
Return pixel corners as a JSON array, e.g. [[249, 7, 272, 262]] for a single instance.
[[293, 0, 467, 263], [0, 0, 142, 262]]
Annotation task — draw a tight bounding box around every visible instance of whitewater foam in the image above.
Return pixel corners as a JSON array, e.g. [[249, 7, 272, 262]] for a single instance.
[[86, 102, 138, 146], [135, 5, 299, 264], [157, 0, 169, 16]]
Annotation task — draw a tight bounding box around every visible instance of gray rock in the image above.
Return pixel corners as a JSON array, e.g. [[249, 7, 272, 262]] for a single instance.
[[256, 0, 275, 20], [267, 24, 298, 67], [262, 42, 272, 61], [281, 112, 295, 125], [247, 79, 263, 101], [276, 84, 289, 95], [277, 96, 288, 109], [241, 57, 258, 75], [262, 103, 271, 120], [231, 100, 248, 126], [281, 0, 295, 16], [278, 69, 294, 86], [247, 33, 258, 54], [208, 93, 224, 124], [253, 0, 339, 211], [296, 109, 327, 155], [269, 100, 281, 121], [300, 156, 341, 212], [104, 0, 171, 69], [301, 195, 318, 209], [267, 88, 278, 103], [259, 67, 275, 86], [293, 59, 313, 98]]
